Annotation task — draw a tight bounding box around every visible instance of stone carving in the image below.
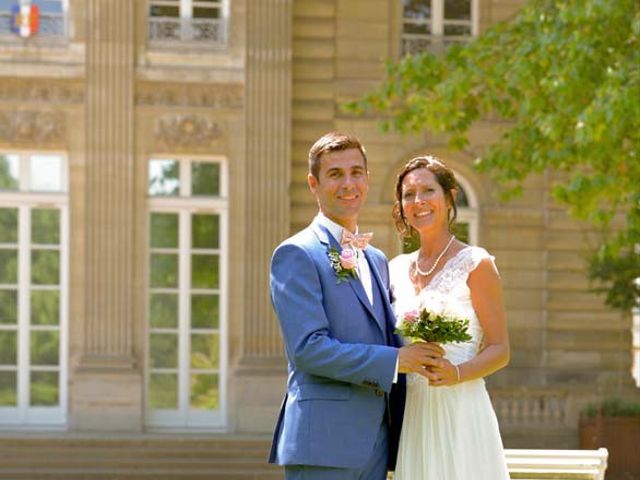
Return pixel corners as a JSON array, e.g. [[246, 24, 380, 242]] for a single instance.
[[155, 114, 222, 148], [0, 110, 65, 145], [0, 80, 84, 104], [136, 82, 243, 109]]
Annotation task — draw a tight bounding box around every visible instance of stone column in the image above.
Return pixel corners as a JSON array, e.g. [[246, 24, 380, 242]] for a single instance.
[[243, 0, 291, 363], [234, 0, 291, 432], [71, 0, 140, 431]]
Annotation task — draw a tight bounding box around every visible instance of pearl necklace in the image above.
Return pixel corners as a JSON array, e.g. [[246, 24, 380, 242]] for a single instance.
[[415, 235, 456, 277]]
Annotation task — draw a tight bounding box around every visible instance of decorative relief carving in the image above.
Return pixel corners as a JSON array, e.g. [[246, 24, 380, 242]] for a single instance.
[[0, 110, 66, 145], [136, 82, 243, 109], [155, 114, 222, 148], [0, 80, 84, 104]]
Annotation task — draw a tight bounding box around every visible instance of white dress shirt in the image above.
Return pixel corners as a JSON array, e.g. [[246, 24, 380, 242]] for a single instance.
[[315, 213, 373, 304]]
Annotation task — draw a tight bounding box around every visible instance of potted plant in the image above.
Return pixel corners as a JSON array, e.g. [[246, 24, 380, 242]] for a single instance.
[[580, 397, 640, 479]]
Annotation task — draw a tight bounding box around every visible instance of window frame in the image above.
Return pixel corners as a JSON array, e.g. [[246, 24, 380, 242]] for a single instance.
[[401, 0, 479, 56], [0, 151, 68, 428], [145, 155, 229, 430], [454, 172, 478, 246], [633, 306, 640, 387], [148, 0, 229, 49]]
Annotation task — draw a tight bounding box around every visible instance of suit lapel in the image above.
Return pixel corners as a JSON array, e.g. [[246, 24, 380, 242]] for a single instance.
[[311, 221, 383, 334], [310, 220, 330, 246]]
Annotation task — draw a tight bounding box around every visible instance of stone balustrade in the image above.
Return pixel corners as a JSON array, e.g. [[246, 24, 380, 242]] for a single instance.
[[491, 387, 572, 428]]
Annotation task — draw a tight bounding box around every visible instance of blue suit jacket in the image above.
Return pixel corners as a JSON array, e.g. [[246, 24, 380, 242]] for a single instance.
[[269, 219, 405, 469]]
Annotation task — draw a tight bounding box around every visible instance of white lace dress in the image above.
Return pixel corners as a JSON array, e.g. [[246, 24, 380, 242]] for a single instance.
[[390, 246, 509, 480]]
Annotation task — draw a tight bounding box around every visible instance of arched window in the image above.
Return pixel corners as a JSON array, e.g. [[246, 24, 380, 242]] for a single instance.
[[633, 304, 640, 387], [453, 172, 478, 245]]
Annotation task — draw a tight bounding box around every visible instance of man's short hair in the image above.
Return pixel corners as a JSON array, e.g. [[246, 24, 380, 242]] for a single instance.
[[308, 132, 367, 179]]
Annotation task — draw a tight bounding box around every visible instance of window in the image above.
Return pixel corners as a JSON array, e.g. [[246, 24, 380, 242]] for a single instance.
[[148, 0, 228, 47], [402, 171, 478, 253], [633, 297, 639, 387], [146, 157, 228, 429], [453, 173, 478, 246], [0, 0, 67, 41], [402, 0, 478, 55], [0, 153, 68, 427]]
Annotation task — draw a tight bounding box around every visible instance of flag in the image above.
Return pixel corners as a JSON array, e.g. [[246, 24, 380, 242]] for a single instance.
[[11, 4, 40, 38]]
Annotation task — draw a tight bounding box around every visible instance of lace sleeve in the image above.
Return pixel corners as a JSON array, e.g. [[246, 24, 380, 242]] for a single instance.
[[462, 246, 496, 275]]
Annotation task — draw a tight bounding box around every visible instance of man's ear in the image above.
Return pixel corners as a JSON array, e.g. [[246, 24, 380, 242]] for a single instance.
[[308, 173, 318, 194]]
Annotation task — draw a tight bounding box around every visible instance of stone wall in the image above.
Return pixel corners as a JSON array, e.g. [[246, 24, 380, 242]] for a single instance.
[[0, 0, 633, 446]]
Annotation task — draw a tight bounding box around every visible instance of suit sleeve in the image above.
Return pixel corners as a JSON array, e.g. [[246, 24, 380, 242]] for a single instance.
[[270, 243, 398, 392]]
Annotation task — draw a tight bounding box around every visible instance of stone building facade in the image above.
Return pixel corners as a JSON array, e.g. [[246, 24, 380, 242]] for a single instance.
[[0, 0, 635, 464]]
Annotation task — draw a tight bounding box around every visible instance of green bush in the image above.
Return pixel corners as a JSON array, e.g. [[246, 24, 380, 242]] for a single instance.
[[583, 397, 640, 419]]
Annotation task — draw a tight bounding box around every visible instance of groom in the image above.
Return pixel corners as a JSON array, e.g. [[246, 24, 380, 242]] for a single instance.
[[269, 132, 443, 479]]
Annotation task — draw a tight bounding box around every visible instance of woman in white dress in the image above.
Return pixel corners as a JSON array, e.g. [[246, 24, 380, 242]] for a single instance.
[[390, 156, 511, 480]]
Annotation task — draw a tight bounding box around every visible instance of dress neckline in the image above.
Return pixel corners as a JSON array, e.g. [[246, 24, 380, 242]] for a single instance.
[[411, 245, 472, 292]]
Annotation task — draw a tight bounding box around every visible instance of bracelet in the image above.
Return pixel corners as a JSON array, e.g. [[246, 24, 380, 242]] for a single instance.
[[454, 365, 461, 383]]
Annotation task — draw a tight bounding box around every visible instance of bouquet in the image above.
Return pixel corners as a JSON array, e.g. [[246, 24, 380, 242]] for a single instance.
[[395, 308, 472, 344]]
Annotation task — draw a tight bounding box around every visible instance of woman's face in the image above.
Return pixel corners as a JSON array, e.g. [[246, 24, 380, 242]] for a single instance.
[[401, 167, 451, 234]]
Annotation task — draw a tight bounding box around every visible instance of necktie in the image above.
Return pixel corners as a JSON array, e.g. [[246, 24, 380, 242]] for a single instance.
[[341, 230, 373, 250]]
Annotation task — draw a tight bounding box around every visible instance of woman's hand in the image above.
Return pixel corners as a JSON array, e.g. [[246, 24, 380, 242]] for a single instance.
[[423, 357, 460, 387], [398, 342, 445, 380]]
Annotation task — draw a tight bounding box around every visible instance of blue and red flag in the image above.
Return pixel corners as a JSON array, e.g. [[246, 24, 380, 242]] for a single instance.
[[11, 4, 40, 38]]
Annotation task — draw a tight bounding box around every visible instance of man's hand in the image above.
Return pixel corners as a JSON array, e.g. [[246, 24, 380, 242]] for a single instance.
[[398, 342, 445, 380]]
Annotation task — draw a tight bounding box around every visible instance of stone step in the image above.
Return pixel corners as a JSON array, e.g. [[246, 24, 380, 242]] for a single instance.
[[0, 436, 271, 449], [0, 469, 283, 480], [0, 436, 283, 480], [0, 458, 270, 470], [0, 446, 269, 459]]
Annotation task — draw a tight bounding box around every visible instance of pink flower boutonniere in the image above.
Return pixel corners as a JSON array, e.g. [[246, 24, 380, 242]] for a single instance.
[[327, 246, 358, 284]]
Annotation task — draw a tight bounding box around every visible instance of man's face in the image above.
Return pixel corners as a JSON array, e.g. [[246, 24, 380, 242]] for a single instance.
[[308, 148, 369, 230]]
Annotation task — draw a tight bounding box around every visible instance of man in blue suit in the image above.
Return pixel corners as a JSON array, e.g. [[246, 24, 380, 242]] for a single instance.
[[269, 132, 443, 479]]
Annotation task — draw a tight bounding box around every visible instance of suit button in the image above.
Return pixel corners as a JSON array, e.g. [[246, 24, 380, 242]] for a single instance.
[[375, 390, 383, 397]]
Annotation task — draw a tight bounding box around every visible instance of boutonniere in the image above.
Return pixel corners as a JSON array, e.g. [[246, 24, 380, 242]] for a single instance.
[[327, 246, 358, 284]]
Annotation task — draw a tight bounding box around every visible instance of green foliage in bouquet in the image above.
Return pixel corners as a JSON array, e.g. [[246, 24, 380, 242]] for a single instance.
[[395, 309, 472, 344]]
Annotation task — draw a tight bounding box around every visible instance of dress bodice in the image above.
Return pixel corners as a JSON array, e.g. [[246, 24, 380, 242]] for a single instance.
[[390, 246, 510, 480], [389, 246, 496, 365]]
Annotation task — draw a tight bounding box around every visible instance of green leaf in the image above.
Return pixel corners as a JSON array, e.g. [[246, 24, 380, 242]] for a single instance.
[[347, 0, 640, 313]]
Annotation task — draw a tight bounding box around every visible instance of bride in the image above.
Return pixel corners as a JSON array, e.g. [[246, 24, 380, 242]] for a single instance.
[[389, 156, 510, 479]]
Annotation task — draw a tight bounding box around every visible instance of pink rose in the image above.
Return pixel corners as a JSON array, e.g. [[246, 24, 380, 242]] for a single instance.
[[339, 248, 357, 270], [404, 309, 420, 324]]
